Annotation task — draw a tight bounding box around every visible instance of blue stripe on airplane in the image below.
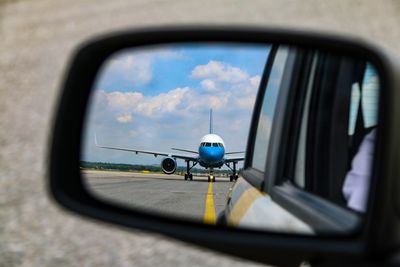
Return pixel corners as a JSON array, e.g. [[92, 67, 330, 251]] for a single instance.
[[198, 146, 225, 164]]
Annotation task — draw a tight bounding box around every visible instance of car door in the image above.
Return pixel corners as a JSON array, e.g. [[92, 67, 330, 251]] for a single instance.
[[223, 44, 316, 233], [224, 44, 380, 235]]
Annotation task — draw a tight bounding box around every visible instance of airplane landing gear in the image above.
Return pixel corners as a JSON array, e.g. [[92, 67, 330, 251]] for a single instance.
[[185, 174, 193, 180], [185, 161, 196, 181], [185, 173, 193, 180], [226, 162, 238, 182], [208, 169, 215, 183]]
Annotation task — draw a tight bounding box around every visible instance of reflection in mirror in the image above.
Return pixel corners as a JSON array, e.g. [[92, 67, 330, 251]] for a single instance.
[[81, 43, 269, 221], [81, 43, 380, 236]]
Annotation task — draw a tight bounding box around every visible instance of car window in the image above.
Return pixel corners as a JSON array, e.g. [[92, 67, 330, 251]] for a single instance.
[[291, 56, 380, 209], [348, 83, 361, 135], [361, 63, 380, 128], [348, 63, 379, 135], [251, 47, 289, 171]]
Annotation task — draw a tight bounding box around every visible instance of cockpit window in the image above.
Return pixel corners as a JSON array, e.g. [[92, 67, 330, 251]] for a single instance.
[[201, 142, 222, 147]]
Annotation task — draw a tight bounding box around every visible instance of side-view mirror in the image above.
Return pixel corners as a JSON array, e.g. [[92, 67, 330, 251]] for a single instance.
[[49, 27, 400, 267]]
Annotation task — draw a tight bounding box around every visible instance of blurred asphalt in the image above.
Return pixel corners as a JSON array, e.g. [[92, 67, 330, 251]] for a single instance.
[[84, 170, 231, 221], [1, 0, 400, 266]]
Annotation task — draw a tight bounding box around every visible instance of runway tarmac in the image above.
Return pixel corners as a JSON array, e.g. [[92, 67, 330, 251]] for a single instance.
[[82, 170, 233, 223]]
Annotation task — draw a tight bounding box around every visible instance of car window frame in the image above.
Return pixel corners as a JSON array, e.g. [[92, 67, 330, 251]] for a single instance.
[[267, 51, 370, 234], [242, 45, 276, 189], [242, 45, 297, 190]]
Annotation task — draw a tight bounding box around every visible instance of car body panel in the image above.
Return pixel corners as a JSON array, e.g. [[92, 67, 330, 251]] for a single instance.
[[226, 178, 314, 234]]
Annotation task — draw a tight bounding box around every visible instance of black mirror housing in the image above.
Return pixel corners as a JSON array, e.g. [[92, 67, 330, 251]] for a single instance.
[[49, 27, 400, 267]]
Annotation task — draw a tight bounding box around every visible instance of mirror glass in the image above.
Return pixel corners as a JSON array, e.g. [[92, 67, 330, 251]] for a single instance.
[[81, 42, 380, 236]]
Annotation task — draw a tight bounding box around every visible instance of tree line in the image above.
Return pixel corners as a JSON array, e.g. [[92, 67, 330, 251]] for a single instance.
[[80, 161, 233, 174]]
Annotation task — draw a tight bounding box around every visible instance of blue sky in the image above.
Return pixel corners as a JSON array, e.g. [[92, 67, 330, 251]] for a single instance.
[[82, 43, 270, 167]]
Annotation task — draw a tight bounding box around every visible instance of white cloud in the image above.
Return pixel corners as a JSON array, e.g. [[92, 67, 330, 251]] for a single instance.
[[116, 114, 133, 123], [136, 87, 190, 116], [200, 79, 216, 91], [98, 49, 184, 88], [106, 91, 144, 112], [90, 61, 262, 154], [101, 54, 152, 87], [250, 75, 261, 88], [237, 96, 256, 109], [129, 130, 139, 137], [103, 87, 191, 121], [209, 95, 229, 109], [176, 90, 231, 113], [189, 62, 261, 112], [191, 60, 249, 83], [97, 60, 260, 125]]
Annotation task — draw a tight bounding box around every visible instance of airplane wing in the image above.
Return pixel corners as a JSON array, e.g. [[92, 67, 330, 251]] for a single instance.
[[171, 148, 198, 154], [225, 156, 245, 162], [224, 151, 245, 155], [94, 136, 197, 161]]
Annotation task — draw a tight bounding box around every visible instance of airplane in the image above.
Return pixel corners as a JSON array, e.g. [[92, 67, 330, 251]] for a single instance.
[[94, 109, 244, 182]]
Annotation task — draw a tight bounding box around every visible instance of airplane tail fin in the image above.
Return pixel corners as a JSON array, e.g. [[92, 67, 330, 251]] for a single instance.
[[209, 108, 213, 134]]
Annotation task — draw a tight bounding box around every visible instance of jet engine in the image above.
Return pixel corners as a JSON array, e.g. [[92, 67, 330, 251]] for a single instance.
[[161, 157, 177, 174]]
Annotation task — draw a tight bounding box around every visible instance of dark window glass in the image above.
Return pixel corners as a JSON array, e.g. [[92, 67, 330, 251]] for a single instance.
[[291, 55, 379, 211]]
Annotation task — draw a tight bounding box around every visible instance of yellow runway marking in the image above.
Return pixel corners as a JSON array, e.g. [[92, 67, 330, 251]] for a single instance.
[[203, 182, 216, 224]]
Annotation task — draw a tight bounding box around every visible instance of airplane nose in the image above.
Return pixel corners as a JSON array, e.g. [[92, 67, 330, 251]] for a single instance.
[[200, 147, 224, 163]]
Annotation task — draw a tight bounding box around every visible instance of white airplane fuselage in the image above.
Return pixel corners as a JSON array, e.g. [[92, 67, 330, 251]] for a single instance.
[[198, 134, 225, 168]]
